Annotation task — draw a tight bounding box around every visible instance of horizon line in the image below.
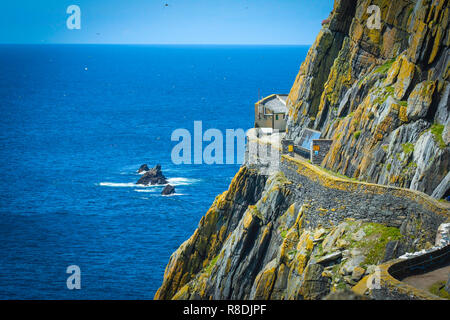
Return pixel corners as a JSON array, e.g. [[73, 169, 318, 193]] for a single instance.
[[0, 42, 312, 46]]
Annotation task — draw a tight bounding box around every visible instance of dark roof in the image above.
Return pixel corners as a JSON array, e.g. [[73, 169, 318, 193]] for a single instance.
[[257, 94, 288, 114]]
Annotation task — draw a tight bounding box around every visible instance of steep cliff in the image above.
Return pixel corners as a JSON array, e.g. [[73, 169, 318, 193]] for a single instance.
[[286, 0, 449, 197], [156, 0, 450, 300]]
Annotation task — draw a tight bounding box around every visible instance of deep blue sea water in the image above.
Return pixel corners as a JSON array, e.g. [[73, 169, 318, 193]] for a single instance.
[[0, 44, 308, 299]]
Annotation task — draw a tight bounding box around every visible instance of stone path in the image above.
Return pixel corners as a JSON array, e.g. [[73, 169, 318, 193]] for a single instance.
[[402, 265, 450, 292]]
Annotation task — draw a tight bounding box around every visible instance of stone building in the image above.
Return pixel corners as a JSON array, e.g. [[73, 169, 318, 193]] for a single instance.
[[254, 94, 288, 131]]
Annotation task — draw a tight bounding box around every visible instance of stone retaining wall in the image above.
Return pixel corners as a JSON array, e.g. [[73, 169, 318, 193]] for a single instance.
[[353, 245, 450, 300], [280, 155, 449, 244]]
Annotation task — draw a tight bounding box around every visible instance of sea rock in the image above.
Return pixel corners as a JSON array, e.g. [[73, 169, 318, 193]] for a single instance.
[[137, 164, 150, 173], [136, 164, 167, 185], [161, 184, 175, 196]]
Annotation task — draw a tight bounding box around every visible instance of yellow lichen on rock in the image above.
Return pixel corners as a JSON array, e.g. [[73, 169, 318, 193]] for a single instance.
[[394, 56, 416, 100]]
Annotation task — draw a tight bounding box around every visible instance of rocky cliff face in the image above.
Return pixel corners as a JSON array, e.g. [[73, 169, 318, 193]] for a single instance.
[[155, 0, 450, 300], [286, 0, 449, 197]]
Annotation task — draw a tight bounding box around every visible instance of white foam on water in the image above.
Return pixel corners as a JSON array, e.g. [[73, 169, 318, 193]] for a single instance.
[[167, 177, 200, 186], [99, 182, 137, 187], [99, 177, 199, 188], [134, 189, 186, 196], [99, 182, 159, 188]]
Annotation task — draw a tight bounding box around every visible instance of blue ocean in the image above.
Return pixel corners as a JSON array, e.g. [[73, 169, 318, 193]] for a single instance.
[[0, 44, 307, 299]]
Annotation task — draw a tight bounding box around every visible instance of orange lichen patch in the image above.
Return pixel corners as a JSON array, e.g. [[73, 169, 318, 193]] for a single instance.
[[225, 257, 232, 273], [428, 26, 443, 64], [243, 208, 255, 230], [155, 165, 266, 300], [385, 57, 402, 85], [408, 20, 427, 62], [318, 38, 353, 114], [351, 20, 365, 42], [382, 26, 397, 58], [367, 28, 381, 44], [374, 106, 397, 142], [288, 30, 323, 105], [295, 253, 308, 275], [398, 105, 408, 122], [394, 56, 415, 100], [294, 206, 306, 231], [280, 232, 299, 262], [259, 223, 272, 246], [171, 284, 190, 300], [252, 263, 278, 299]]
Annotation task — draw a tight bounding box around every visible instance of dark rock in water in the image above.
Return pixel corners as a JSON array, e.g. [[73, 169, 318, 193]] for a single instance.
[[161, 184, 175, 195], [137, 164, 168, 185], [138, 164, 150, 173]]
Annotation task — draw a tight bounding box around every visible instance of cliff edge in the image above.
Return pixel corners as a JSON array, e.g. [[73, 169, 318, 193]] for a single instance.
[[155, 0, 450, 300]]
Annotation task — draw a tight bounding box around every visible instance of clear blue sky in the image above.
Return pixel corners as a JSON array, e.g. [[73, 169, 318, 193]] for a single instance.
[[0, 0, 334, 45]]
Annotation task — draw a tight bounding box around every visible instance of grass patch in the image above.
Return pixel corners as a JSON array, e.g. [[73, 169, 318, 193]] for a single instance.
[[401, 143, 414, 155], [354, 223, 403, 267], [205, 254, 220, 274], [249, 205, 263, 220], [268, 171, 291, 186], [375, 59, 395, 74], [429, 281, 450, 299], [319, 166, 358, 181], [385, 86, 394, 94], [430, 124, 446, 149], [373, 86, 394, 105]]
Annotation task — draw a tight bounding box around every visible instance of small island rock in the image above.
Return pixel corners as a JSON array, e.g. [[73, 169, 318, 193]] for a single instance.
[[138, 164, 150, 173], [137, 164, 168, 185], [161, 184, 175, 195]]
